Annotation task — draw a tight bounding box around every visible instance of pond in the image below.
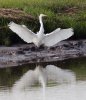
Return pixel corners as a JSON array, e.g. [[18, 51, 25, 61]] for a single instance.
[[0, 57, 86, 100]]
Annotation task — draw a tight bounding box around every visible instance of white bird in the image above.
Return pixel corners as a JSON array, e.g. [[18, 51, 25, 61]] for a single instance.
[[8, 14, 74, 47]]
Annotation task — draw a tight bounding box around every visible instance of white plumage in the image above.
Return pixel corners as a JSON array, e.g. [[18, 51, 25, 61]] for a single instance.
[[8, 14, 74, 47]]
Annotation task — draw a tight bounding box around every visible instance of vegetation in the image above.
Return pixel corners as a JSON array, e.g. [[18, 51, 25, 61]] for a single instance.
[[0, 0, 86, 45]]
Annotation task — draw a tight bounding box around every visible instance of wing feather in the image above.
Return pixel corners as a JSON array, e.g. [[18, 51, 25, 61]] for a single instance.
[[43, 28, 74, 46], [8, 22, 37, 43]]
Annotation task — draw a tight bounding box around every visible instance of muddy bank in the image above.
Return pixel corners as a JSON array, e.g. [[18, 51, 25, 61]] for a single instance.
[[0, 40, 86, 68], [0, 8, 35, 21]]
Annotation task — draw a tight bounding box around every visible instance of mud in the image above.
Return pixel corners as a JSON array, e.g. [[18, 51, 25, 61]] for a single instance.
[[0, 40, 86, 68]]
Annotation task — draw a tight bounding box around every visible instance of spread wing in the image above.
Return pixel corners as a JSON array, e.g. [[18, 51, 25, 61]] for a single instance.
[[8, 22, 37, 43], [42, 28, 74, 46]]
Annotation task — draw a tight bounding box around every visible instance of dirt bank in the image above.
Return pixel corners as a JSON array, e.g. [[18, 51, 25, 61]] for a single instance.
[[0, 8, 35, 21]]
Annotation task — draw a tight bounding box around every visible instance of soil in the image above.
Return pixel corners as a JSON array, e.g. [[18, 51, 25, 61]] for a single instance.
[[0, 8, 35, 20]]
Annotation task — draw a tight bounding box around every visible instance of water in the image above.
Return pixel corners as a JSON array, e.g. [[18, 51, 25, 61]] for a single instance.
[[0, 57, 86, 100]]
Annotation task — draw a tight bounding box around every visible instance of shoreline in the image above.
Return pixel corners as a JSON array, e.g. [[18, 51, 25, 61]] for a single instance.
[[0, 39, 86, 68]]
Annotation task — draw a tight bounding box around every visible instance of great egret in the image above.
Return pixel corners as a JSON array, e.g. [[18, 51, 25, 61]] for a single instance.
[[8, 14, 74, 47]]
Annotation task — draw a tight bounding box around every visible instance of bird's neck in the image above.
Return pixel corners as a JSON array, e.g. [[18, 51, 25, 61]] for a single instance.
[[39, 16, 44, 34]]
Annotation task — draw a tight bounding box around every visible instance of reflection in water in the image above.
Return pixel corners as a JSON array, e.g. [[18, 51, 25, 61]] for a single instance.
[[11, 65, 76, 100], [12, 65, 75, 100], [0, 59, 86, 100], [12, 65, 76, 91]]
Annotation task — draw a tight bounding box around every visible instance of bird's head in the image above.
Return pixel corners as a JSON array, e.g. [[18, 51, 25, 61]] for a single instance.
[[39, 14, 47, 18]]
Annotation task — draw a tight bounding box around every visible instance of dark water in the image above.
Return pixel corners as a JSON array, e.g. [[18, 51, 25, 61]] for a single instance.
[[0, 57, 86, 100]]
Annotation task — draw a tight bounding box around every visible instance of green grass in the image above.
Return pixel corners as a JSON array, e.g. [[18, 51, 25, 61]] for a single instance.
[[0, 0, 86, 45], [0, 0, 85, 14]]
